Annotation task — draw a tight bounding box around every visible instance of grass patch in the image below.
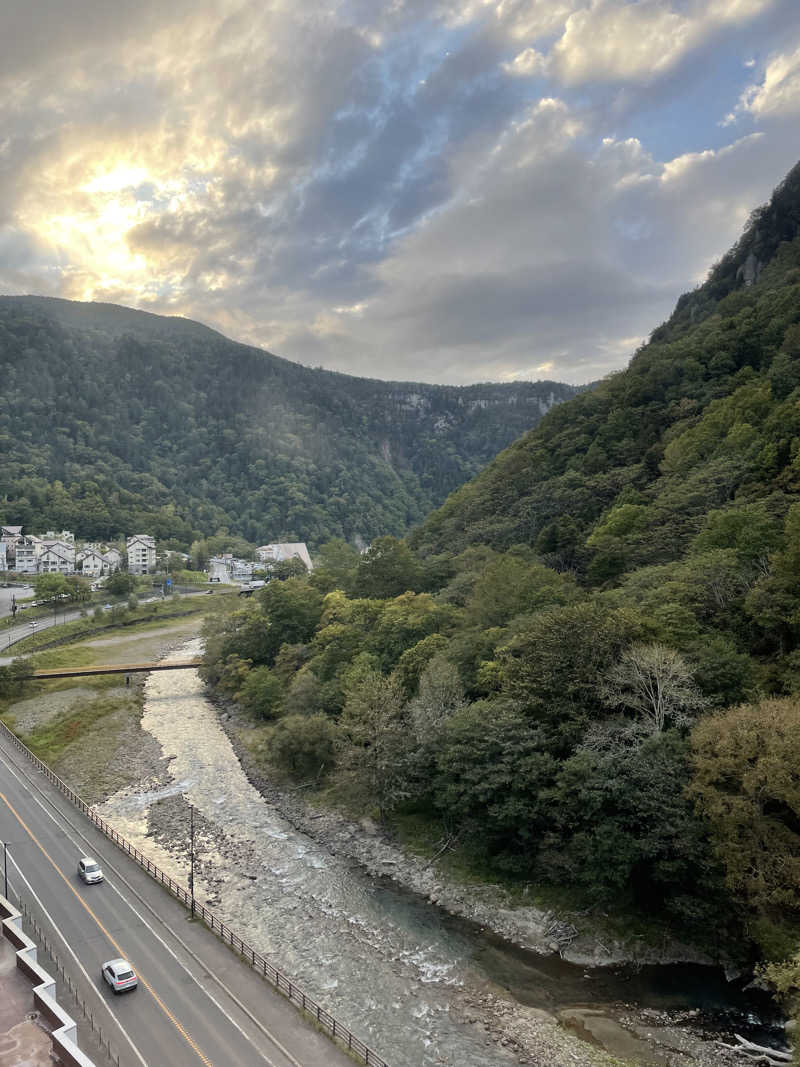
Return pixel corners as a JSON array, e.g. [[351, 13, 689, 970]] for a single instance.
[[21, 695, 126, 765], [10, 595, 210, 656]]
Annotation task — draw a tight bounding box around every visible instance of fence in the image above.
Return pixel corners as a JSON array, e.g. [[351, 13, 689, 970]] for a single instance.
[[0, 718, 390, 1067], [16, 894, 121, 1067]]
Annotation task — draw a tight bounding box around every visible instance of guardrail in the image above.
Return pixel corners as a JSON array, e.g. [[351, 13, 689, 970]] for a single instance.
[[0, 718, 390, 1067]]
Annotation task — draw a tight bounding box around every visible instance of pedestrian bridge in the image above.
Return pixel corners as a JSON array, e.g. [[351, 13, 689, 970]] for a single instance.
[[29, 659, 203, 679]]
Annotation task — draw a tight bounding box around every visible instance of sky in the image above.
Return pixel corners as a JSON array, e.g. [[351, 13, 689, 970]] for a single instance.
[[1, 1, 800, 386]]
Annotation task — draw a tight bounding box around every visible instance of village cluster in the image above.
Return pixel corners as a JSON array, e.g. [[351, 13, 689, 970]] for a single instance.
[[0, 526, 312, 582]]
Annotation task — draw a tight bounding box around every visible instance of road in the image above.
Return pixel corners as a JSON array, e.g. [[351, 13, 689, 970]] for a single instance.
[[0, 605, 87, 663], [0, 590, 208, 664], [0, 731, 355, 1067]]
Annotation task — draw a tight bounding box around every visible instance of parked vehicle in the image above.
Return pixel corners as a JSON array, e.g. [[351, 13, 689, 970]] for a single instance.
[[101, 959, 138, 994], [77, 857, 104, 884]]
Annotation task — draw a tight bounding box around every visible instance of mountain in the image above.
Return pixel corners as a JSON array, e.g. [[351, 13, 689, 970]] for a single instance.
[[0, 296, 578, 546], [410, 160, 800, 577], [199, 162, 800, 959]]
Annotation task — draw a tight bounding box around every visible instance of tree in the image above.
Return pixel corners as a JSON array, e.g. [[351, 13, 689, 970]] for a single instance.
[[33, 573, 70, 601], [351, 536, 423, 599], [601, 643, 707, 735], [690, 697, 800, 937], [408, 654, 465, 743], [238, 666, 283, 719], [190, 539, 210, 571], [433, 701, 556, 870], [268, 557, 308, 581], [282, 668, 326, 717], [392, 633, 450, 698], [270, 714, 337, 779], [336, 669, 410, 820], [544, 729, 731, 929], [464, 552, 578, 629], [105, 571, 137, 596], [309, 539, 360, 593], [499, 603, 637, 752], [258, 578, 324, 663]]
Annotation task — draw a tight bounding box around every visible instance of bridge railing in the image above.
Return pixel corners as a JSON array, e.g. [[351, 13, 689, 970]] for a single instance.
[[0, 718, 390, 1067]]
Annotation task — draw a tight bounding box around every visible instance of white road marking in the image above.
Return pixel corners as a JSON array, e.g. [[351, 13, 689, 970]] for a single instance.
[[0, 741, 298, 1067], [5, 851, 149, 1067]]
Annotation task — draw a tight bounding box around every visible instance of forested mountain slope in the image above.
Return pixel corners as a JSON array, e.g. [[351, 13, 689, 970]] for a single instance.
[[410, 160, 800, 576], [0, 296, 576, 545], [196, 162, 800, 981]]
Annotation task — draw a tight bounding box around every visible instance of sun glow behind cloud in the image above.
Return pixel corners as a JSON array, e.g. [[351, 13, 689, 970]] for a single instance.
[[0, 0, 798, 383]]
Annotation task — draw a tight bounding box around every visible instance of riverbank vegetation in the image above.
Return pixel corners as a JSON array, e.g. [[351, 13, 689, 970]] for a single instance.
[[201, 165, 800, 1034]]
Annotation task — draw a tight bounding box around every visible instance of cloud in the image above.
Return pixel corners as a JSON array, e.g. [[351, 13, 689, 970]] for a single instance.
[[740, 43, 800, 117], [549, 0, 778, 88], [0, 0, 797, 386]]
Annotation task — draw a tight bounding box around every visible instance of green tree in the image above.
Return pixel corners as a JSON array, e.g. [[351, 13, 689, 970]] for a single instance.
[[690, 697, 800, 939], [351, 536, 423, 599], [433, 701, 555, 870], [499, 603, 637, 752], [105, 571, 137, 596], [238, 666, 283, 719], [309, 539, 360, 593], [270, 714, 337, 779], [336, 669, 409, 820], [33, 573, 70, 600]]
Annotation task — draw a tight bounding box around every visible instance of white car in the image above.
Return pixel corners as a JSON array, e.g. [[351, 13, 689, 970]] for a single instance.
[[102, 958, 138, 994], [77, 857, 103, 884]]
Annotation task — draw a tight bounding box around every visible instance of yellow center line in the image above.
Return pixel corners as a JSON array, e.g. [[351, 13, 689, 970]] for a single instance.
[[0, 791, 214, 1067]]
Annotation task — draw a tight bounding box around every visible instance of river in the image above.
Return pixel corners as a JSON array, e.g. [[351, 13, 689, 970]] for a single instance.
[[96, 640, 785, 1067]]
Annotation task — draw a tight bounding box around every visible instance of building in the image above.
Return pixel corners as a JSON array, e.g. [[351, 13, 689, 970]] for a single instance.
[[37, 545, 75, 575], [255, 542, 313, 571], [40, 538, 76, 569], [103, 547, 123, 572], [0, 542, 6, 571], [14, 536, 43, 574], [77, 548, 107, 577], [126, 535, 156, 575], [1, 526, 23, 570]]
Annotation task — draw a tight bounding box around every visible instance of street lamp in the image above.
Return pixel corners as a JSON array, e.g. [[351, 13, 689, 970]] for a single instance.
[[3, 841, 10, 899]]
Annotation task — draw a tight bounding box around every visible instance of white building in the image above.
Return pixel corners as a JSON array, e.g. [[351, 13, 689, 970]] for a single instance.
[[77, 548, 107, 577], [103, 547, 123, 572], [126, 535, 157, 575], [38, 546, 75, 575], [0, 542, 6, 571], [14, 536, 43, 574], [255, 542, 313, 571]]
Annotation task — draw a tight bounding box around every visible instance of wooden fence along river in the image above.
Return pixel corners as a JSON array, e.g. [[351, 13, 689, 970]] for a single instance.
[[0, 718, 391, 1067]]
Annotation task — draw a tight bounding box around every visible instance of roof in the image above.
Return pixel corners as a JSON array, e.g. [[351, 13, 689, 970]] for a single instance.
[[257, 543, 313, 570]]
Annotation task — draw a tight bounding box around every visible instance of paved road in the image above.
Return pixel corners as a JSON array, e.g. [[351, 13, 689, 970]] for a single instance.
[[0, 606, 86, 663], [0, 732, 355, 1067]]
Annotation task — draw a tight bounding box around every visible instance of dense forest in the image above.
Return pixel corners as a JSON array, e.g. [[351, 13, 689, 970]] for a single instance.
[[0, 296, 576, 545], [201, 162, 800, 1013]]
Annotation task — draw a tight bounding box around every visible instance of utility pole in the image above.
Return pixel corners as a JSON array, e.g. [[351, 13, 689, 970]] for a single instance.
[[3, 842, 9, 899]]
